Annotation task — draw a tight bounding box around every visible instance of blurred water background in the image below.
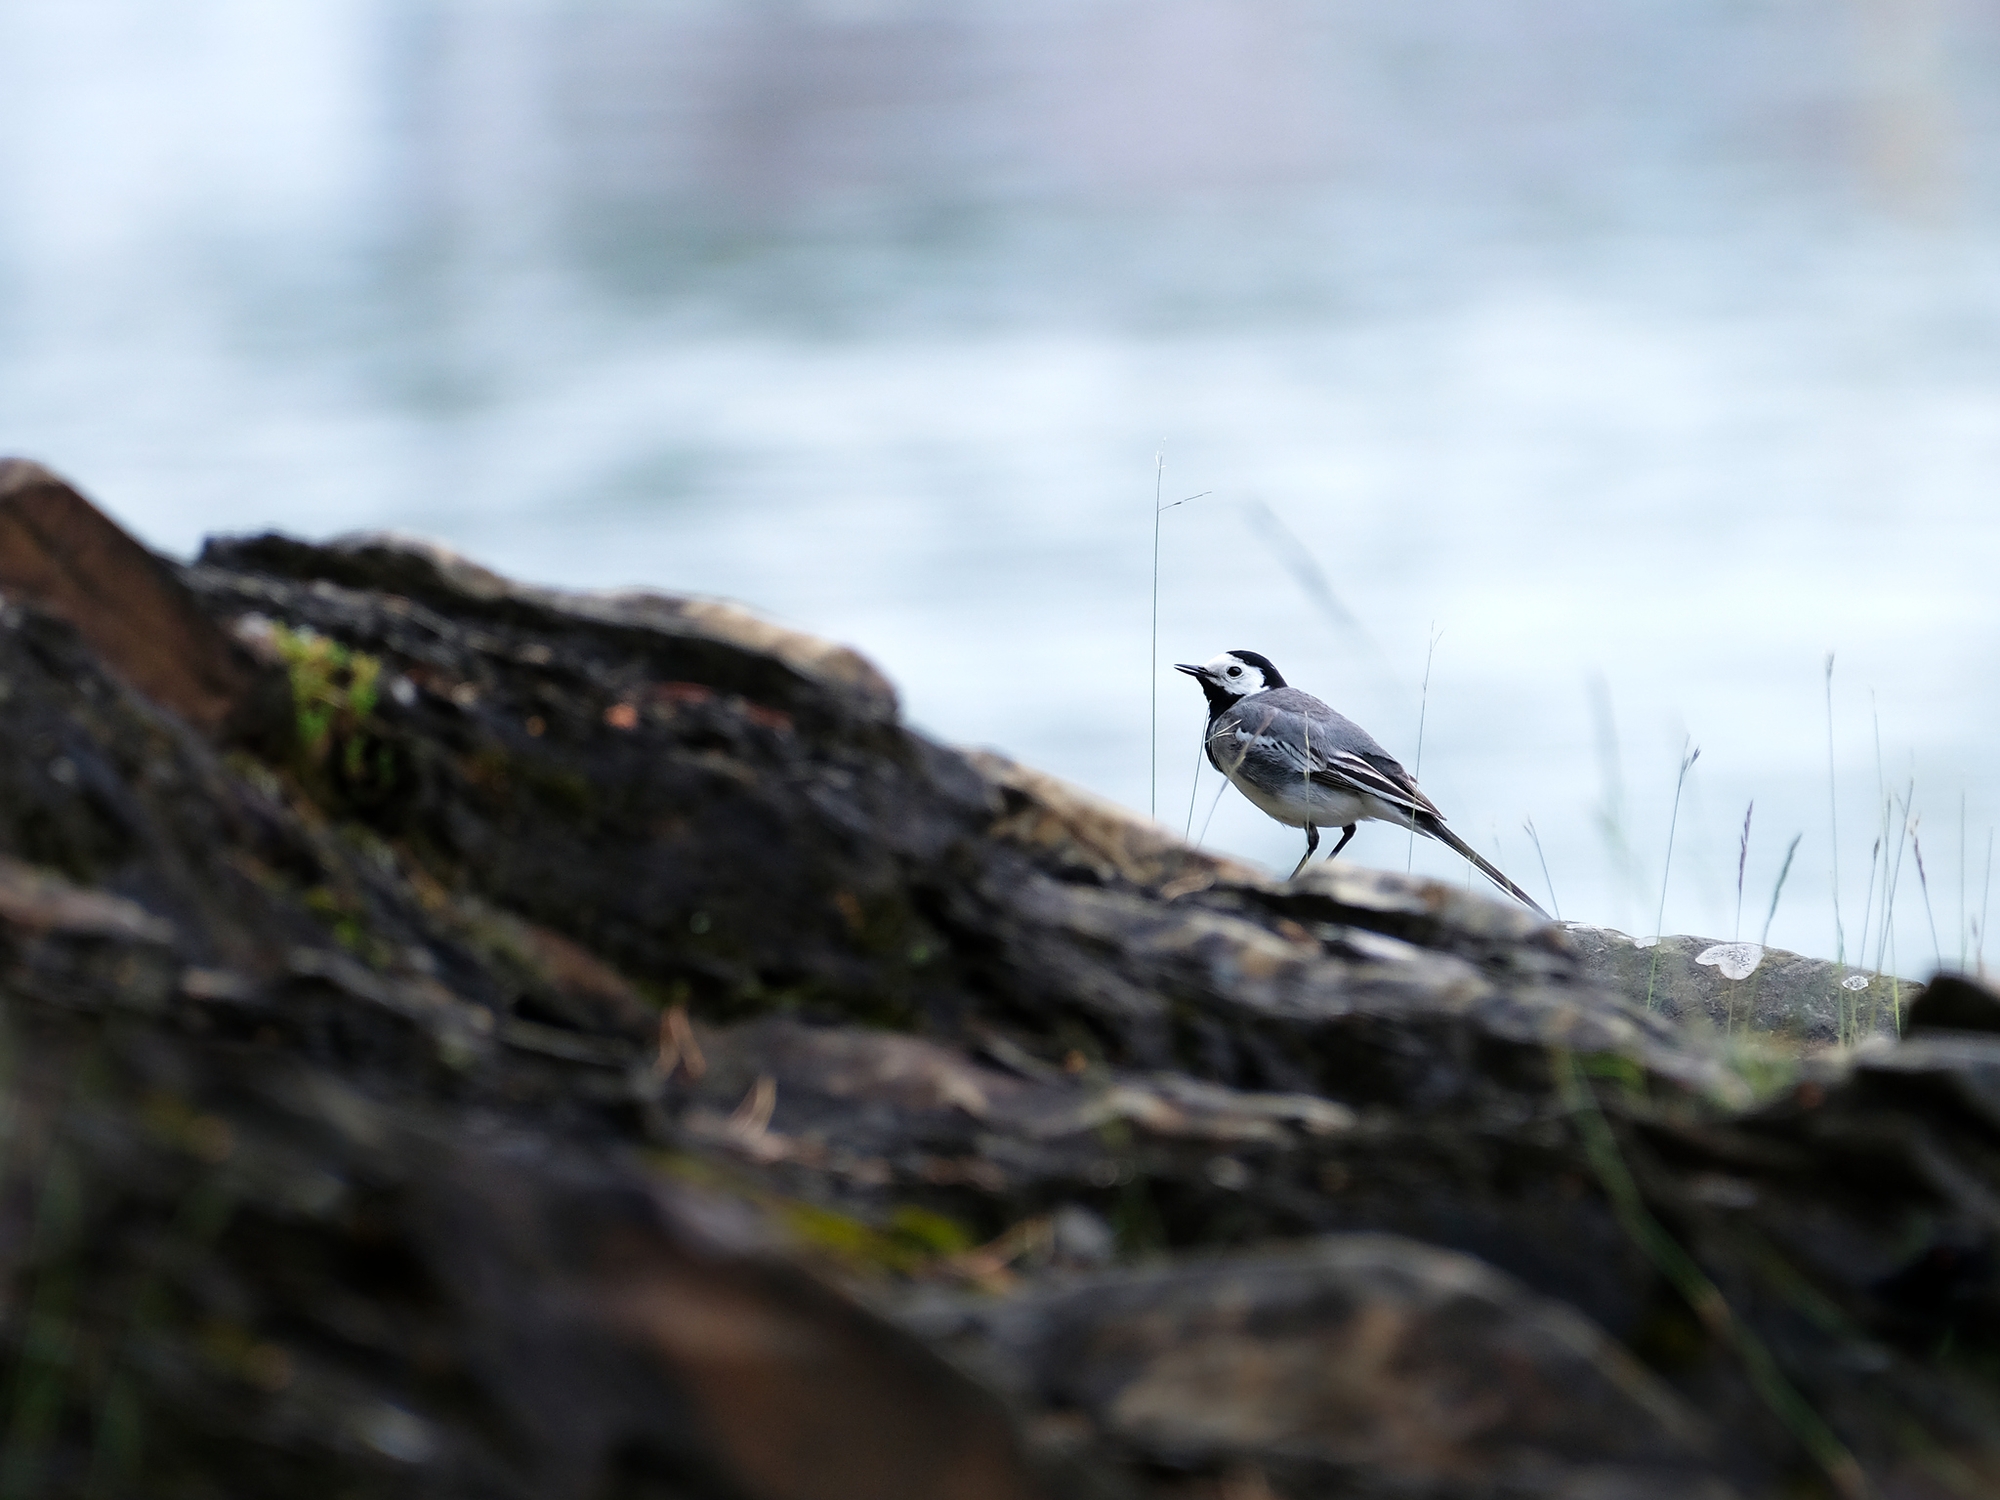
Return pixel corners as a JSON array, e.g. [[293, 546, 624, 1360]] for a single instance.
[[2, 0, 1997, 975]]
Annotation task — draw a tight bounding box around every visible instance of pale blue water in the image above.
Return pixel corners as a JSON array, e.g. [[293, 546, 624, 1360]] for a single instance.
[[4, 0, 1998, 975]]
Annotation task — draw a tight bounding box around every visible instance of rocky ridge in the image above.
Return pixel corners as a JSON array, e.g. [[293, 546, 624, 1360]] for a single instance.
[[0, 460, 1995, 1500]]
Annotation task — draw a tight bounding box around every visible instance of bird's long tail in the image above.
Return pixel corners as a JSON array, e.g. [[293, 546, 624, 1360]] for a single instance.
[[1417, 816, 1550, 919]]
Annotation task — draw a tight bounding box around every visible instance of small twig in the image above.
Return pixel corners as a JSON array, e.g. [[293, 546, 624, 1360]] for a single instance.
[[729, 1076, 777, 1140], [1825, 655, 1844, 963], [1876, 782, 1915, 1005], [1857, 836, 1882, 983], [1760, 834, 1802, 950], [655, 1004, 706, 1080], [1914, 829, 1943, 974], [1645, 741, 1700, 1010], [1734, 800, 1754, 941], [1196, 777, 1230, 846], [1958, 793, 1968, 971], [945, 1215, 1054, 1284], [1182, 727, 1206, 841], [1150, 451, 1164, 820], [1980, 829, 1994, 978], [1242, 499, 1367, 636], [1148, 448, 1209, 823], [1524, 817, 1561, 921], [1408, 624, 1441, 872], [1197, 703, 1275, 853]]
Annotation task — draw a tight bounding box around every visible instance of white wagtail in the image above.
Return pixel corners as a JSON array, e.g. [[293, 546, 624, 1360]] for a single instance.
[[1176, 650, 1547, 916]]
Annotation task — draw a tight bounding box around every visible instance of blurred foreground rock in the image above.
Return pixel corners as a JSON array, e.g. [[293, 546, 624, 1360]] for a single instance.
[[0, 461, 1997, 1500]]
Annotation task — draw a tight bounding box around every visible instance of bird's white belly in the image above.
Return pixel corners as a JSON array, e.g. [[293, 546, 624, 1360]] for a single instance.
[[1223, 767, 1370, 830]]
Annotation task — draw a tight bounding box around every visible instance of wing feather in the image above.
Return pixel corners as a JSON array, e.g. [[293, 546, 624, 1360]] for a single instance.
[[1209, 703, 1444, 820], [1310, 750, 1441, 819]]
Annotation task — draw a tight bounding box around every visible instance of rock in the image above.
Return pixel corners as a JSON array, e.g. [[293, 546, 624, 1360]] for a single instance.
[[0, 1011, 1048, 1500], [202, 526, 900, 721], [1905, 972, 2000, 1036], [0, 851, 179, 1012], [915, 1235, 1733, 1499], [0, 491, 1997, 1497], [0, 461, 292, 750], [1562, 924, 1913, 1048]]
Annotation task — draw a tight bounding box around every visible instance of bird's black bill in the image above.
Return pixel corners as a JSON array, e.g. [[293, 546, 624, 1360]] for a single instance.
[[1173, 663, 1203, 677]]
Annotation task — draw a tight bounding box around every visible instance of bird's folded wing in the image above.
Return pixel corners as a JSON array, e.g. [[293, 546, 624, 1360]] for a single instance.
[[1307, 750, 1441, 818], [1209, 714, 1316, 778], [1212, 711, 1445, 821]]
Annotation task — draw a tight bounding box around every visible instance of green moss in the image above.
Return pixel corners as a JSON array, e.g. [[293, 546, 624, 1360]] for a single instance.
[[271, 625, 380, 768], [644, 1154, 975, 1275], [780, 1202, 894, 1264], [300, 884, 393, 969], [302, 886, 364, 954], [885, 1205, 975, 1258], [1717, 1038, 1800, 1103], [778, 1201, 976, 1275], [1579, 1051, 1649, 1101], [269, 625, 399, 810]]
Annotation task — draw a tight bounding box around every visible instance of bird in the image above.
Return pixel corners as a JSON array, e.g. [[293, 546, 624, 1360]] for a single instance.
[[1175, 649, 1547, 916]]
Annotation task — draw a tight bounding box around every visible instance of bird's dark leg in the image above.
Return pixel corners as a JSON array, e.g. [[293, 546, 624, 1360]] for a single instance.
[[1288, 823, 1319, 880], [1324, 823, 1358, 862]]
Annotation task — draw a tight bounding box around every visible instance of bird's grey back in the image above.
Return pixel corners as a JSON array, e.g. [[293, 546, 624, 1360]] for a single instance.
[[1223, 687, 1393, 762]]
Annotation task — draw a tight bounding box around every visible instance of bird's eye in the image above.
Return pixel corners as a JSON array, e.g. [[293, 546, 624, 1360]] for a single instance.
[[1227, 666, 1241, 677]]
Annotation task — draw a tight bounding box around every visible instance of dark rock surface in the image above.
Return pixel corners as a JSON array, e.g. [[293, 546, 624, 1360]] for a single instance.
[[911, 1236, 1732, 1500], [1907, 974, 2000, 1038], [0, 461, 1997, 1499]]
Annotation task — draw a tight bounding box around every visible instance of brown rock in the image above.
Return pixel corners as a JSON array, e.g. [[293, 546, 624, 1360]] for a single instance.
[[0, 459, 289, 747], [414, 1135, 1051, 1500]]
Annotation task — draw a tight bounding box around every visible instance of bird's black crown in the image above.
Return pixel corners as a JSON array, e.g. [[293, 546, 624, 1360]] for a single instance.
[[1228, 650, 1286, 688]]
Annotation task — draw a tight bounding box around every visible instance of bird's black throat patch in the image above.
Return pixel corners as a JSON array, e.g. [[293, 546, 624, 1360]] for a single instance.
[[1191, 674, 1239, 717]]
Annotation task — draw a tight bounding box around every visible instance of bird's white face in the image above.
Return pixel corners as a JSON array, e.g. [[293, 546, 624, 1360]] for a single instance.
[[1199, 652, 1270, 698]]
